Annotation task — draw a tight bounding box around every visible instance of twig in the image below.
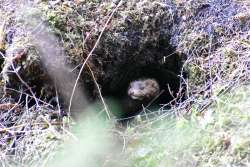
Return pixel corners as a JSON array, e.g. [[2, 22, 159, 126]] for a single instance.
[[5, 88, 53, 107], [0, 122, 66, 134], [9, 62, 40, 107], [0, 103, 21, 112]]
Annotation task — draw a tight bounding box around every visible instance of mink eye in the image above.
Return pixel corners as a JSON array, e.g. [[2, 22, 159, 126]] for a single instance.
[[145, 81, 150, 86]]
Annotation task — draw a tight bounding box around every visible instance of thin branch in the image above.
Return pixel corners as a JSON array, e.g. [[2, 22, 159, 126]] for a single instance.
[[86, 64, 111, 119], [68, 0, 123, 114]]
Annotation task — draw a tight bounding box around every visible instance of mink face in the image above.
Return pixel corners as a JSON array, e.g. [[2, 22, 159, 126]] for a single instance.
[[127, 79, 160, 101], [103, 65, 183, 120]]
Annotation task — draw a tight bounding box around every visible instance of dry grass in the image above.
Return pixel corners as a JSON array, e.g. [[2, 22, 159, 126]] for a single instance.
[[0, 0, 249, 166]]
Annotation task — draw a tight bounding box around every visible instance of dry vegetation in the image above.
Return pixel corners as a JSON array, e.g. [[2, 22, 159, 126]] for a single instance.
[[0, 0, 249, 166]]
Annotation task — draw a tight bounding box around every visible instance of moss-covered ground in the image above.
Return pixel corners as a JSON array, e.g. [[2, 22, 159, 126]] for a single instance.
[[0, 0, 249, 166]]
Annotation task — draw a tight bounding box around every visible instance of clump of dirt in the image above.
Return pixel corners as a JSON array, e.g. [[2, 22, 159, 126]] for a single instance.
[[0, 0, 249, 166], [0, 0, 184, 110], [0, 0, 249, 117], [170, 0, 250, 99], [37, 0, 184, 98]]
